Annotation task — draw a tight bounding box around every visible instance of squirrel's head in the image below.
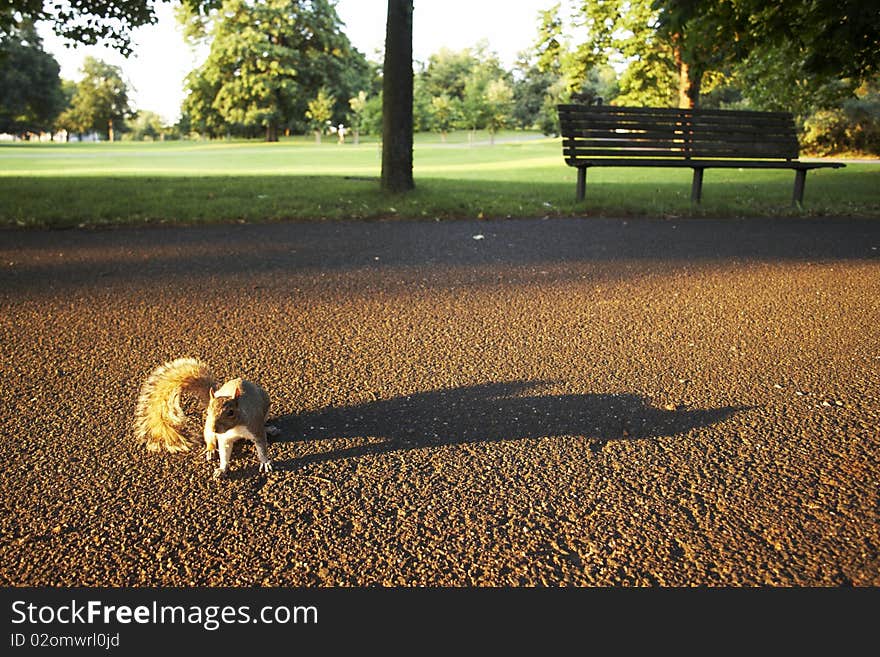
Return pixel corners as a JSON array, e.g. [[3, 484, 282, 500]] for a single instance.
[[208, 384, 242, 434]]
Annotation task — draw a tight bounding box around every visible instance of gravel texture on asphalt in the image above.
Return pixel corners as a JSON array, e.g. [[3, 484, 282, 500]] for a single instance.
[[1, 216, 878, 586]]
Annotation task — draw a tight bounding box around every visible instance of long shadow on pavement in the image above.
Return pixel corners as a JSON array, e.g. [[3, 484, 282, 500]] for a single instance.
[[265, 381, 746, 471]]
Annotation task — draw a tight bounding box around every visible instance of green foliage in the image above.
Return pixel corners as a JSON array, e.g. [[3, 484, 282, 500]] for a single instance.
[[3, 0, 157, 56], [801, 81, 880, 155], [533, 2, 566, 78], [347, 90, 368, 142], [679, 0, 880, 86], [652, 0, 880, 107], [518, 4, 620, 134], [56, 57, 131, 140], [421, 48, 481, 101], [181, 0, 369, 140], [459, 74, 489, 135], [306, 87, 335, 142], [181, 69, 225, 138], [408, 42, 520, 138], [429, 94, 460, 140], [412, 76, 434, 132], [484, 78, 514, 140], [731, 41, 854, 119], [360, 93, 384, 136], [571, 0, 679, 107], [124, 111, 175, 141], [0, 21, 65, 136], [420, 41, 506, 103], [511, 66, 553, 130]]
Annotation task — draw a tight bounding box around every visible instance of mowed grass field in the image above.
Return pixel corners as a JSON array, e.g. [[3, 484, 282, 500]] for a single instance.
[[1, 130, 877, 227]]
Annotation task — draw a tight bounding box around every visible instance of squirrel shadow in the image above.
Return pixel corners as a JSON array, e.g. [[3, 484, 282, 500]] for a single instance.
[[259, 381, 747, 472]]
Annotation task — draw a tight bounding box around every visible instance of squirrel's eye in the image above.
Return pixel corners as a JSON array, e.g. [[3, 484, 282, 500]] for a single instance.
[[225, 409, 234, 416]]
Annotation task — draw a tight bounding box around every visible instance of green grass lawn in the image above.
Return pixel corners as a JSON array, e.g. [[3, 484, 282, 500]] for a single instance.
[[1, 130, 877, 228]]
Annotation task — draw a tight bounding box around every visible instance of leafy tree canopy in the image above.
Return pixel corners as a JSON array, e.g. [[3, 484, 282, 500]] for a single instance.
[[56, 56, 131, 139], [2, 0, 170, 56], [654, 0, 880, 85], [181, 0, 369, 140], [0, 19, 65, 134]]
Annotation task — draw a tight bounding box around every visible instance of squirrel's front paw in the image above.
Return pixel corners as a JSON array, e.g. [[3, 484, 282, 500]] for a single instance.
[[259, 461, 274, 473], [212, 467, 228, 480]]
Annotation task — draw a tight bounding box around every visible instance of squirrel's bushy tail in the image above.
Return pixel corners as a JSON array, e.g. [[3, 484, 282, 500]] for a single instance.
[[134, 357, 217, 452]]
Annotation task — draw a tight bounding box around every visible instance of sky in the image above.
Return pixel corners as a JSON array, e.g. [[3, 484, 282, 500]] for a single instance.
[[37, 0, 567, 125]]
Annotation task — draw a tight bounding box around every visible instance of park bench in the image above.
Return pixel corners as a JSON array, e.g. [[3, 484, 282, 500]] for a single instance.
[[557, 104, 845, 205]]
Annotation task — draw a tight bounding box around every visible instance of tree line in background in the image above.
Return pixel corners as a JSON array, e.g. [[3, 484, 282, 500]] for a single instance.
[[1, 0, 878, 155]]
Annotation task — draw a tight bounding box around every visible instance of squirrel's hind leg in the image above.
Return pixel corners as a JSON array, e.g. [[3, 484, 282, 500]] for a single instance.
[[264, 410, 281, 439]]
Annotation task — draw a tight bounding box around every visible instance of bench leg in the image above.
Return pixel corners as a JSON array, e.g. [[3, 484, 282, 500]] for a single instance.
[[691, 168, 704, 204], [793, 169, 806, 206], [576, 167, 586, 201]]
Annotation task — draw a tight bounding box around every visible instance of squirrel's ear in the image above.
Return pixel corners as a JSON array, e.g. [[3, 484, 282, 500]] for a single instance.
[[209, 386, 215, 400], [233, 384, 241, 399]]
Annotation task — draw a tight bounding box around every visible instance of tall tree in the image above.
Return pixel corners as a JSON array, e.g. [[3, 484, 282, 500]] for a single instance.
[[305, 87, 335, 143], [348, 90, 368, 145], [421, 47, 480, 101], [429, 94, 458, 142], [58, 57, 131, 141], [181, 0, 367, 141], [484, 78, 514, 145], [0, 21, 65, 136], [381, 0, 414, 192]]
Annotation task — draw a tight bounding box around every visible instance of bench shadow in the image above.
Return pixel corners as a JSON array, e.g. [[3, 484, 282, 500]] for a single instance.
[[259, 381, 747, 472]]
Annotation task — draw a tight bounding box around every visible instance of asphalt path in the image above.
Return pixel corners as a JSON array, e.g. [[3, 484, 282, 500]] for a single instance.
[[1, 216, 878, 586]]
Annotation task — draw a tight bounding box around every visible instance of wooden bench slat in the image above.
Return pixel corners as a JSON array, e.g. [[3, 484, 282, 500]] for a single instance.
[[564, 158, 842, 169], [559, 114, 688, 125], [563, 140, 799, 153], [565, 149, 690, 158], [560, 117, 797, 133], [690, 131, 798, 141], [562, 114, 795, 127], [561, 128, 690, 140], [564, 133, 799, 147], [564, 138, 689, 149], [558, 104, 794, 120]]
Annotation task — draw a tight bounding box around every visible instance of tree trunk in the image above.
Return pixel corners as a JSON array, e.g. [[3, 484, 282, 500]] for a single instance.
[[108, 119, 114, 142], [265, 122, 279, 142], [381, 0, 414, 192], [314, 130, 321, 144], [353, 129, 360, 145], [674, 41, 702, 109]]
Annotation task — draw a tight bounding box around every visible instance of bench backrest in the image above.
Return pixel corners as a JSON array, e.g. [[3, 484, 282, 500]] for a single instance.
[[558, 105, 800, 162]]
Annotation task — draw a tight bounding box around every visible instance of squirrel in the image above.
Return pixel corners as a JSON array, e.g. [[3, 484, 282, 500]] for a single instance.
[[133, 357, 279, 478]]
